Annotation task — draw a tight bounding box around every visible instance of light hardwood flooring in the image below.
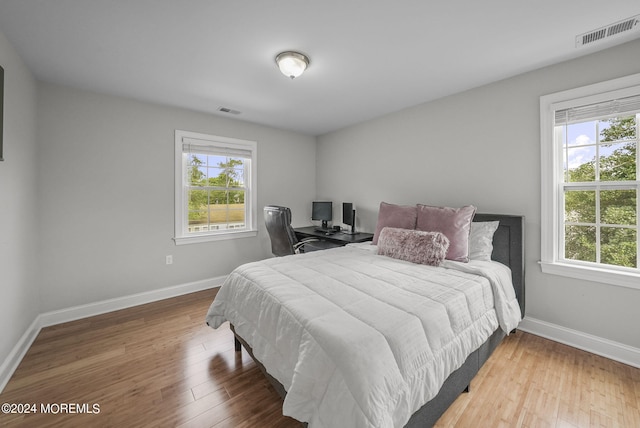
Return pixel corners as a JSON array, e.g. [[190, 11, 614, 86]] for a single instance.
[[1, 288, 638, 427]]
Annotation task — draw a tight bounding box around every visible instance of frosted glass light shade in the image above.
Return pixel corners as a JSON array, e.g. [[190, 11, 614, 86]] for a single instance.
[[275, 51, 309, 79]]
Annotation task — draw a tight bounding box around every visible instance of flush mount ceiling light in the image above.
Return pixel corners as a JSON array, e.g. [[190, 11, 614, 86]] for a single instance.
[[275, 51, 310, 79]]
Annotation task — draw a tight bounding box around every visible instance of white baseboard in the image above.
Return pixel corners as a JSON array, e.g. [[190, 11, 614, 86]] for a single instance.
[[38, 276, 225, 327], [519, 316, 640, 369], [0, 276, 225, 393], [0, 317, 42, 394]]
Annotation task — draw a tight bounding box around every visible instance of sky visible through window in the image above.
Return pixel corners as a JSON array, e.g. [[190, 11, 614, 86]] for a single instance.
[[565, 120, 614, 172]]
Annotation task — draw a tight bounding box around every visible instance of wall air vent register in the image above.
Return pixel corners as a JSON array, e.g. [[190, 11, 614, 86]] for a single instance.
[[576, 15, 640, 47]]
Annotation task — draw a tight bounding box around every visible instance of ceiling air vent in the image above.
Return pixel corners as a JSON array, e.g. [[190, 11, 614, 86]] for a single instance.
[[217, 106, 241, 115], [576, 15, 640, 47]]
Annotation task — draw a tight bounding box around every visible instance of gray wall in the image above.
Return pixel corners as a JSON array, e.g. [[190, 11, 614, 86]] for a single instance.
[[316, 39, 640, 349], [36, 82, 316, 312], [0, 31, 40, 364]]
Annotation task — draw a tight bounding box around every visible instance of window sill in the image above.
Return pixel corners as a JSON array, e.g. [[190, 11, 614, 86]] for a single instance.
[[174, 229, 258, 245], [540, 261, 640, 290]]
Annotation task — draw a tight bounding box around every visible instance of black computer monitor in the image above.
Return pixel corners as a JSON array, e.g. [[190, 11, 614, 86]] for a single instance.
[[342, 202, 356, 234], [312, 201, 332, 229]]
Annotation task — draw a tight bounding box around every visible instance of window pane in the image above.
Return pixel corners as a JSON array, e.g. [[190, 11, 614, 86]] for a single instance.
[[228, 157, 246, 174], [599, 116, 636, 142], [188, 211, 208, 228], [599, 142, 636, 181], [209, 201, 246, 227], [564, 225, 596, 262], [207, 168, 224, 186], [188, 188, 209, 231], [207, 166, 222, 183], [229, 158, 246, 187], [187, 166, 206, 186], [566, 146, 596, 182], [229, 189, 245, 204], [188, 154, 206, 166], [601, 227, 637, 268], [229, 168, 245, 188], [601, 189, 636, 225], [188, 189, 208, 211], [565, 190, 596, 223], [209, 203, 229, 225], [567, 121, 596, 147], [207, 160, 246, 188], [208, 190, 225, 205], [228, 204, 246, 225]]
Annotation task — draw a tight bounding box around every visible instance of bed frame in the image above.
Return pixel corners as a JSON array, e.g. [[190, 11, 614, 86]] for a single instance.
[[231, 213, 525, 427]]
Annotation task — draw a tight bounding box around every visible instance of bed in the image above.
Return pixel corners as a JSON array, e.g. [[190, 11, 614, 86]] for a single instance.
[[206, 210, 524, 428]]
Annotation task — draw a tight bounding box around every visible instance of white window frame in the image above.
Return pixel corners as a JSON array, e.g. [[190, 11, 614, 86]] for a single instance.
[[174, 130, 257, 245], [540, 73, 640, 290]]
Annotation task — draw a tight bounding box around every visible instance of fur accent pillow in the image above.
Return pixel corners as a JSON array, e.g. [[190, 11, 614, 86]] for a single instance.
[[377, 227, 450, 266]]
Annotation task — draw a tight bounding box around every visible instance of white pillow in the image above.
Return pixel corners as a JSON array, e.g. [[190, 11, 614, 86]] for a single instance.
[[469, 221, 499, 261]]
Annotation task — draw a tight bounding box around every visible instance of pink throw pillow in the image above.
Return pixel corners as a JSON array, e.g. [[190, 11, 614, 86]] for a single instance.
[[372, 202, 417, 244], [416, 204, 476, 262]]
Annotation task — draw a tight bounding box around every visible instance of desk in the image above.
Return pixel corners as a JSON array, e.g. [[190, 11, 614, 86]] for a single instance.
[[294, 226, 374, 246]]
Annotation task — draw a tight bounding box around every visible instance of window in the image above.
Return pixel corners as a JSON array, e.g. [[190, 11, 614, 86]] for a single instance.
[[540, 73, 640, 289], [174, 130, 257, 245]]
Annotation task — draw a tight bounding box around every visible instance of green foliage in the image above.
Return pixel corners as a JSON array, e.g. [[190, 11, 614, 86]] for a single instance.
[[565, 225, 596, 262], [601, 116, 636, 141], [600, 116, 636, 182], [564, 116, 637, 268], [207, 158, 245, 206]]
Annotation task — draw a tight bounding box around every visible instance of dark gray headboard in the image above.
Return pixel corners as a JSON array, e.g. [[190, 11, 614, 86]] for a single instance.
[[473, 214, 525, 316]]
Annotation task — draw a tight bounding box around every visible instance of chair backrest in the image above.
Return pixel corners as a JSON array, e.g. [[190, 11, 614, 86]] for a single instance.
[[264, 205, 299, 256]]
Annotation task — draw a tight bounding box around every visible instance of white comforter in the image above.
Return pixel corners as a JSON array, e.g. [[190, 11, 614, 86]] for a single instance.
[[206, 243, 521, 428]]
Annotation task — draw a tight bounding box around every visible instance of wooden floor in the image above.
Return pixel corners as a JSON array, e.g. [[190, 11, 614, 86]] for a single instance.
[[1, 289, 639, 428]]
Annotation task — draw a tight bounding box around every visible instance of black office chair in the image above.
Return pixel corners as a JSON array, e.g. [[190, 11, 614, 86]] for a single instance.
[[264, 205, 335, 256]]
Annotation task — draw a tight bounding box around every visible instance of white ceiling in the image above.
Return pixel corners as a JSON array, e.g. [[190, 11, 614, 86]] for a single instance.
[[0, 1, 639, 136]]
